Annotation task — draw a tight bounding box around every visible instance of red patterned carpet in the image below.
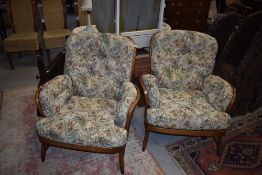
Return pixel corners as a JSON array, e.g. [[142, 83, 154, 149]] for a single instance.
[[166, 108, 262, 175], [0, 86, 164, 175]]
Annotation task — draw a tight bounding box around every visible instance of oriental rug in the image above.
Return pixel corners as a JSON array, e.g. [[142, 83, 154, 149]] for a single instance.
[[0, 86, 164, 175], [166, 108, 262, 175]]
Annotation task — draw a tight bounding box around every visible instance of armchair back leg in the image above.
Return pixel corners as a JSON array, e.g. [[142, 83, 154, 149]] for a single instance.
[[119, 148, 125, 174], [142, 126, 150, 151], [41, 143, 48, 162], [215, 134, 224, 157]]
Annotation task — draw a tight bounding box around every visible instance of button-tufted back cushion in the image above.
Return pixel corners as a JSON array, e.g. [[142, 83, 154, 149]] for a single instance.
[[150, 30, 218, 90], [64, 32, 135, 99]]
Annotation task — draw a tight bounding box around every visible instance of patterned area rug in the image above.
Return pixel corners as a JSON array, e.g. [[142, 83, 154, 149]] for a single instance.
[[0, 86, 164, 175], [166, 108, 262, 175]]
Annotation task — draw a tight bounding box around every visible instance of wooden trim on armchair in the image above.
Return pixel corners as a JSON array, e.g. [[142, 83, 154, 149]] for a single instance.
[[145, 122, 227, 137], [226, 86, 237, 113], [39, 135, 127, 174], [39, 136, 126, 154], [124, 85, 140, 136], [35, 86, 46, 118]]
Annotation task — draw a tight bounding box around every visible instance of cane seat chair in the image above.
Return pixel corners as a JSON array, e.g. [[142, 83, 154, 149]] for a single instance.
[[141, 30, 236, 156], [4, 0, 39, 69], [36, 32, 140, 174], [41, 0, 71, 63]]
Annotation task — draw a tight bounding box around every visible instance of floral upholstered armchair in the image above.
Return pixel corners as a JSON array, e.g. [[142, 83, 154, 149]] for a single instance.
[[35, 32, 140, 174], [141, 30, 236, 156]]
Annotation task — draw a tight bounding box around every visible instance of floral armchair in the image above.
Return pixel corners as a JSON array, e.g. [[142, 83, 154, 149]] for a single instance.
[[141, 30, 236, 156], [36, 32, 140, 174]]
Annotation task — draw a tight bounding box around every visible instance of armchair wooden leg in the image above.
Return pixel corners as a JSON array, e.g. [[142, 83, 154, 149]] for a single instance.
[[46, 49, 51, 64], [142, 127, 150, 151], [119, 148, 125, 174], [214, 135, 223, 157], [41, 143, 49, 162], [6, 53, 14, 70]]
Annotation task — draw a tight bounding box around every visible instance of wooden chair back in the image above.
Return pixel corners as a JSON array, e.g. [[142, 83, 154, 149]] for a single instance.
[[41, 0, 67, 30], [5, 0, 37, 32]]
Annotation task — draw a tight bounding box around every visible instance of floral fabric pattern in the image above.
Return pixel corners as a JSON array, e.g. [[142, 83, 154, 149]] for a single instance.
[[115, 82, 137, 128], [143, 30, 234, 131], [147, 88, 231, 130], [150, 30, 218, 90], [39, 75, 73, 118], [64, 32, 136, 99], [37, 32, 138, 148], [37, 96, 128, 148], [202, 75, 234, 112], [142, 74, 160, 108]]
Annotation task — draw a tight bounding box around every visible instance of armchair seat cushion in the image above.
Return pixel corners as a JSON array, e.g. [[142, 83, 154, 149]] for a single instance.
[[36, 96, 128, 148], [147, 88, 231, 130]]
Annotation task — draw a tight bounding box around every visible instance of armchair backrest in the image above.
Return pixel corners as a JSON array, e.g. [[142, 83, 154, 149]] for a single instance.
[[150, 30, 217, 90], [64, 32, 136, 99]]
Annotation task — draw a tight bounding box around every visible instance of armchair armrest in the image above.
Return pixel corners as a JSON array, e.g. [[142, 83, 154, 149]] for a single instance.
[[141, 74, 160, 108], [36, 75, 73, 118], [115, 82, 139, 129], [202, 75, 236, 112]]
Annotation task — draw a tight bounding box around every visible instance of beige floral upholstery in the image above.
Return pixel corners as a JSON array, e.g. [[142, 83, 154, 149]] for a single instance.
[[37, 32, 138, 148], [150, 30, 217, 90], [143, 30, 234, 130], [115, 82, 137, 128], [39, 75, 73, 118], [65, 32, 135, 99], [147, 88, 231, 130], [142, 74, 160, 108], [37, 96, 127, 148], [202, 75, 234, 112]]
